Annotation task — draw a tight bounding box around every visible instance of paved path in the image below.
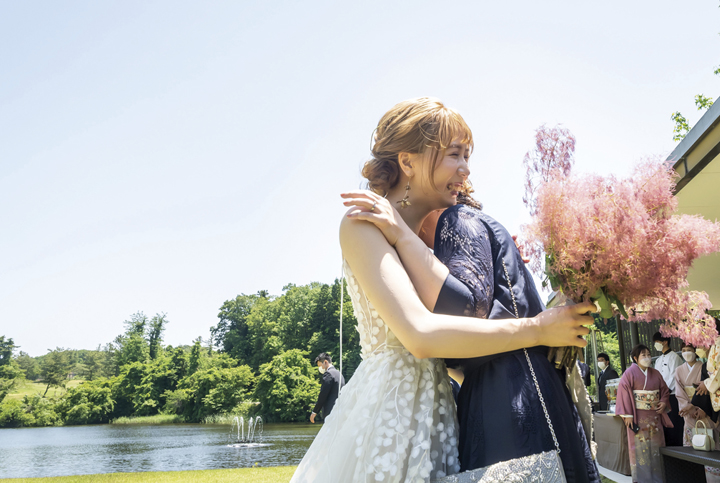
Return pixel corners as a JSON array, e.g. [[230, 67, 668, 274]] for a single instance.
[[597, 463, 632, 483]]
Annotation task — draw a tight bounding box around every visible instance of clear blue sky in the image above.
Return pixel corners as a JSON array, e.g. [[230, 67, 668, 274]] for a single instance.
[[2, 1, 718, 356]]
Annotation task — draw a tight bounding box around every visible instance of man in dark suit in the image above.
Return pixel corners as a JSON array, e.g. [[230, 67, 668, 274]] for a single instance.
[[310, 352, 345, 423], [597, 352, 619, 411]]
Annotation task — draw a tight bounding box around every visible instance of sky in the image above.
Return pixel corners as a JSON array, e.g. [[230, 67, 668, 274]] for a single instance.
[[2, 1, 718, 356]]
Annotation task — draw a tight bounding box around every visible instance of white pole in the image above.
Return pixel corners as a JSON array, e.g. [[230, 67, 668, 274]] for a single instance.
[[339, 263, 344, 390]]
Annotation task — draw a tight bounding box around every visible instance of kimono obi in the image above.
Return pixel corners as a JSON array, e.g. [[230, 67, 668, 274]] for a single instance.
[[684, 385, 697, 398], [633, 389, 660, 410]]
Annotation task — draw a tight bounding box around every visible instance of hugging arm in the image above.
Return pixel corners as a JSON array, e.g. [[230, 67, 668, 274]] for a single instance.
[[339, 216, 591, 359], [341, 191, 475, 312]]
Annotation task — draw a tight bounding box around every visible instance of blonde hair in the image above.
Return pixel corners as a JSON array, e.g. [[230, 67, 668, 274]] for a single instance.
[[362, 97, 474, 195]]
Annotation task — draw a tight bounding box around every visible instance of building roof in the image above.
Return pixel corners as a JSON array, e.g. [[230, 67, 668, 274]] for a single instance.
[[668, 98, 720, 307]]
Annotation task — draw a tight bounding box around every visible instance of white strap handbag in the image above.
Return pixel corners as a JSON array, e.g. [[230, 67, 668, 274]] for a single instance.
[[692, 420, 715, 452]]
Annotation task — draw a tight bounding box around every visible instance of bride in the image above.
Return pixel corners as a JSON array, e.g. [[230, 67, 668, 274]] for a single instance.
[[289, 97, 594, 482]]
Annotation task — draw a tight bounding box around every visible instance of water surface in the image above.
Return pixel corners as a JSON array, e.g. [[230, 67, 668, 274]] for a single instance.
[[0, 422, 321, 479]]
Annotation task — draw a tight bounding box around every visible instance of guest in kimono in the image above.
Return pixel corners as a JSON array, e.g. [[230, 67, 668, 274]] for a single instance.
[[675, 342, 720, 483], [616, 344, 673, 483]]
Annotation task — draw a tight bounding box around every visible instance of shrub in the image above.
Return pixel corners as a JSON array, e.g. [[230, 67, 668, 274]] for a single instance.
[[253, 349, 319, 422], [57, 379, 114, 425]]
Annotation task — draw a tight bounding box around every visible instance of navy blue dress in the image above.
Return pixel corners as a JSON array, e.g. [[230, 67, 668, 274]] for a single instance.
[[433, 204, 599, 483]]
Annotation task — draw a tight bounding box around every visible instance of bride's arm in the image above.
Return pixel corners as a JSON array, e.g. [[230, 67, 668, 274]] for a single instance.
[[342, 191, 452, 312], [340, 215, 592, 359]]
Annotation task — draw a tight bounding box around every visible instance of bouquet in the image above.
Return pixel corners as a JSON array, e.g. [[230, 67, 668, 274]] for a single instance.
[[522, 126, 720, 348]]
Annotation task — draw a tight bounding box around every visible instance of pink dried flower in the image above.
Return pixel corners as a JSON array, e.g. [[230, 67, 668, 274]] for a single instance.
[[524, 157, 720, 347], [522, 125, 576, 216]]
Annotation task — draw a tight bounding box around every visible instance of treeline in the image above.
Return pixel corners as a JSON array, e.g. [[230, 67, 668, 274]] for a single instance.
[[0, 279, 359, 428]]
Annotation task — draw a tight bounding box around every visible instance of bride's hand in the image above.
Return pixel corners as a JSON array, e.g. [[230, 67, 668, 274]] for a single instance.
[[341, 190, 411, 247], [532, 301, 595, 348]]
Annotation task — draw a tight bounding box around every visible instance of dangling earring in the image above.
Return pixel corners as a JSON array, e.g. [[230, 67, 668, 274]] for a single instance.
[[397, 182, 411, 209]]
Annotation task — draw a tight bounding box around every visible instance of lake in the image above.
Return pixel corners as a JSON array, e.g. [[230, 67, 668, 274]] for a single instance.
[[0, 422, 321, 479]]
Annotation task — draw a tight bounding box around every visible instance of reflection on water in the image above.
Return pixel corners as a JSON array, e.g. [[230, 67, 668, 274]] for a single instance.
[[0, 423, 321, 479]]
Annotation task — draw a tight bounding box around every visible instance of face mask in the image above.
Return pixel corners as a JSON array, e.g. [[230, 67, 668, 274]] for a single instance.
[[639, 356, 652, 368], [682, 352, 697, 362], [598, 361, 607, 370], [318, 366, 326, 374], [654, 342, 664, 352], [698, 349, 708, 359]]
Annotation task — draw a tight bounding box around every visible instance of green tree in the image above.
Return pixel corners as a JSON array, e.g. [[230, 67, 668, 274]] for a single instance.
[[15, 351, 39, 380], [211, 293, 261, 366], [114, 313, 149, 367], [57, 379, 114, 425], [253, 349, 320, 422], [0, 337, 23, 403], [176, 364, 255, 422], [147, 314, 167, 360], [21, 395, 61, 427], [40, 349, 71, 397], [188, 337, 202, 375]]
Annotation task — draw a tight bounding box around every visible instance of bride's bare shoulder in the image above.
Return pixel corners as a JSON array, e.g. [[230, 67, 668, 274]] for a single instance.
[[339, 210, 390, 255]]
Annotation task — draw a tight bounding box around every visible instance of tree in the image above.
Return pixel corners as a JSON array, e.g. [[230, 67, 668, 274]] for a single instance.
[[114, 313, 149, 367], [147, 313, 167, 360], [40, 349, 71, 397], [188, 337, 202, 375], [211, 294, 261, 366], [57, 379, 114, 425], [176, 364, 255, 422], [79, 348, 105, 381], [253, 349, 320, 422], [15, 351, 39, 380], [0, 336, 22, 403]]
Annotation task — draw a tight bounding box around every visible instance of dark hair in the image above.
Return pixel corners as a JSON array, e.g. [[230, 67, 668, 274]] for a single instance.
[[314, 352, 332, 364], [630, 344, 650, 364], [681, 342, 695, 350], [652, 332, 670, 343], [597, 353, 610, 362]]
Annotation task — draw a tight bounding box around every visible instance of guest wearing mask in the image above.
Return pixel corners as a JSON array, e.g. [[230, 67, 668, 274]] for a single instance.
[[675, 343, 720, 483], [652, 331, 684, 446], [616, 344, 672, 483], [310, 353, 345, 424], [597, 353, 619, 411]]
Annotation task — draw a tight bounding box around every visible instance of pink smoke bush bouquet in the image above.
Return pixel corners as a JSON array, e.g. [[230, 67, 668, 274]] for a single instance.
[[524, 158, 720, 348]]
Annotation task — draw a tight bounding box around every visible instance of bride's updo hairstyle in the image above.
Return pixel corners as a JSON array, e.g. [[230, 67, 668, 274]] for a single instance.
[[362, 97, 474, 196]]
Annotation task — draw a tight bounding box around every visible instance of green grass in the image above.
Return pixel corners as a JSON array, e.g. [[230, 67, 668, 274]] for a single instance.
[[600, 476, 617, 483], [111, 415, 184, 425], [6, 379, 85, 401], [1, 467, 297, 483]]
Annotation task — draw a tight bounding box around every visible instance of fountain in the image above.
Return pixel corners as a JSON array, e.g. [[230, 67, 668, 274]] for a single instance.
[[227, 416, 270, 448]]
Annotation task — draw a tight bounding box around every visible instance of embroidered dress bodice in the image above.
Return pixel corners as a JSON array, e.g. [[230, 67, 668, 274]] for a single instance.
[[289, 260, 460, 483]]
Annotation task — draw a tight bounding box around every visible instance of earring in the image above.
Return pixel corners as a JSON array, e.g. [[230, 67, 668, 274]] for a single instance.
[[397, 182, 411, 209]]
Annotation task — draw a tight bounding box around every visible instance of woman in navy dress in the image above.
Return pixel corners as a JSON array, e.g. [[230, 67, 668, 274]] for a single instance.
[[432, 197, 599, 483]]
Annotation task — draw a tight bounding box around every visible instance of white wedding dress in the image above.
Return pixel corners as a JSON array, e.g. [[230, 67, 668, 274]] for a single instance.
[[290, 261, 461, 483]]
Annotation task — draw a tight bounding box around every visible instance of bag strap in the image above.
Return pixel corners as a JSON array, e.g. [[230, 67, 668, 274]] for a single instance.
[[502, 258, 562, 454]]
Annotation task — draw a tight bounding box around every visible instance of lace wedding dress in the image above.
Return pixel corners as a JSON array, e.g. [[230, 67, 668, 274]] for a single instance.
[[289, 261, 461, 483]]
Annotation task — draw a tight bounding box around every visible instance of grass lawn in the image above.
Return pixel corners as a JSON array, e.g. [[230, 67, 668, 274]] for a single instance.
[[1, 467, 297, 483], [5, 379, 85, 400], [1, 467, 618, 483]]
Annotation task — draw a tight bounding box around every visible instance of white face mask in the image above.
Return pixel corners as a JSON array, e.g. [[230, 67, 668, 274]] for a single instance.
[[639, 356, 652, 368], [598, 361, 607, 370], [682, 352, 697, 362], [654, 342, 664, 352], [318, 366, 326, 374]]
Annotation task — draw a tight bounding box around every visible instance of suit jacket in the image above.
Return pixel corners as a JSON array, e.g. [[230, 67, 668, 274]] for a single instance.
[[313, 365, 345, 418], [597, 366, 619, 410], [578, 361, 591, 387]]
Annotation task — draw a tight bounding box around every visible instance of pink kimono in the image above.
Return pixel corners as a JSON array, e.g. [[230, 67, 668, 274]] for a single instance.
[[675, 361, 720, 483], [616, 363, 673, 483]]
